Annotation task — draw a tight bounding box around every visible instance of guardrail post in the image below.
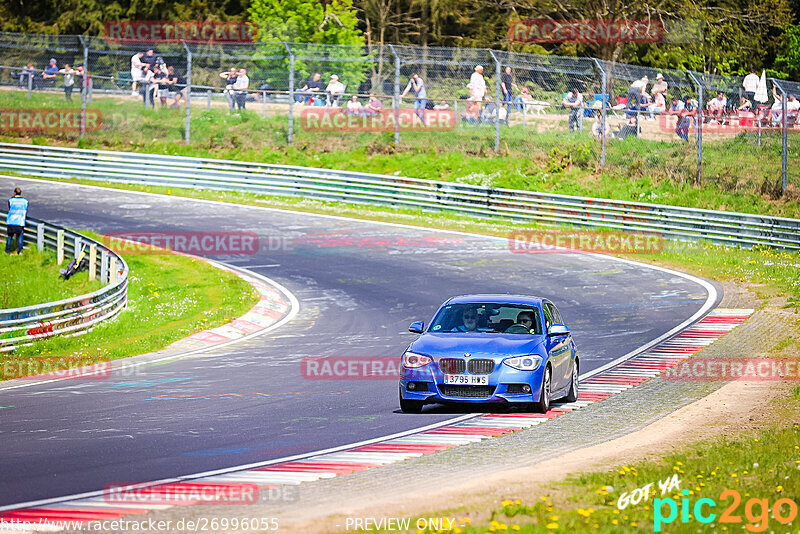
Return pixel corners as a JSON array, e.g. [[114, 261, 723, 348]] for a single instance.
[[388, 44, 400, 147], [78, 35, 88, 139], [207, 89, 212, 111], [88, 77, 93, 105], [772, 79, 788, 195], [88, 244, 96, 281], [27, 68, 32, 99], [592, 58, 606, 166], [488, 50, 501, 153], [37, 223, 44, 251], [101, 250, 109, 284], [56, 230, 64, 264], [182, 41, 192, 144], [73, 236, 82, 259], [283, 42, 294, 146], [109, 256, 117, 284]]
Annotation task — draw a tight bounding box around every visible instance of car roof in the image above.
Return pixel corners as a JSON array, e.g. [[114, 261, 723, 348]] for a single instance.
[[443, 294, 547, 307]]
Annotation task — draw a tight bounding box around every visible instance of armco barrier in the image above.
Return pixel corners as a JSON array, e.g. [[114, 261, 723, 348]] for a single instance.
[[0, 213, 128, 352], [0, 142, 798, 250]]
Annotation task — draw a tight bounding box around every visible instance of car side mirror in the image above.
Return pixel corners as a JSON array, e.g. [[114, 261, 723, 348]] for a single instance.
[[548, 324, 570, 336], [408, 321, 424, 334]]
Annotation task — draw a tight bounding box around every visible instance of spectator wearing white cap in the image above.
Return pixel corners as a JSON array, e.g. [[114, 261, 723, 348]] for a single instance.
[[325, 74, 345, 107], [468, 65, 486, 104], [652, 73, 668, 97]]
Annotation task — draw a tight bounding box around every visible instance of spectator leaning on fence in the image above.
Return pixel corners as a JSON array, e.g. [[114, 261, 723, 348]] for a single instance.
[[58, 64, 76, 101], [5, 187, 28, 255], [562, 88, 584, 132], [514, 87, 533, 112], [152, 65, 171, 108], [42, 58, 58, 87], [233, 68, 249, 111], [365, 94, 383, 116], [167, 65, 186, 108], [140, 64, 155, 107], [468, 65, 486, 106], [131, 51, 145, 96], [676, 95, 696, 141], [401, 73, 427, 122], [707, 92, 728, 123], [19, 63, 37, 89]]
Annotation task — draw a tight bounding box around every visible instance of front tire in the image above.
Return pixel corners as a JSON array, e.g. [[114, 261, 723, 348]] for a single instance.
[[399, 388, 424, 413], [532, 365, 552, 413], [564, 359, 579, 403]]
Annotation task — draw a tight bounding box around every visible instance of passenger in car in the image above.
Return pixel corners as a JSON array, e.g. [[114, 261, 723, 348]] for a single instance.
[[455, 307, 479, 332]]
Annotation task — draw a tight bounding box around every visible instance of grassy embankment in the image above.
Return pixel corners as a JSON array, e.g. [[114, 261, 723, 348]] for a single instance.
[[1, 231, 259, 378], [0, 89, 797, 218]]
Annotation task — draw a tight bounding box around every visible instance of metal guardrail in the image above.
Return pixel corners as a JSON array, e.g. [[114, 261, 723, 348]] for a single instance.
[[0, 211, 128, 352], [0, 142, 798, 250]]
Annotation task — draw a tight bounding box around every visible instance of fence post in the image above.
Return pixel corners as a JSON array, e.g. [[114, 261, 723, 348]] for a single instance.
[[78, 35, 89, 139], [27, 66, 32, 98], [207, 89, 212, 111], [772, 79, 788, 195], [592, 59, 606, 166], [283, 42, 294, 146], [101, 250, 109, 284], [56, 230, 64, 265], [88, 244, 96, 281], [182, 42, 192, 144], [488, 50, 501, 152], [688, 72, 703, 184], [36, 223, 44, 251], [388, 44, 400, 147]]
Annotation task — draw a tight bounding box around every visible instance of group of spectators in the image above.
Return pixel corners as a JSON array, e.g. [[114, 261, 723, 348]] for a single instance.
[[18, 58, 84, 101], [218, 67, 250, 111], [130, 49, 187, 109]]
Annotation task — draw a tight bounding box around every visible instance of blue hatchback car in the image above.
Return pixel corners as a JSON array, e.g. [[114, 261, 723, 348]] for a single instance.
[[399, 295, 579, 413]]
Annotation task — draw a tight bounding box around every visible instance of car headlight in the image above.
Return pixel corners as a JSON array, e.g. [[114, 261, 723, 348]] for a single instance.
[[402, 351, 432, 368], [503, 355, 542, 371]]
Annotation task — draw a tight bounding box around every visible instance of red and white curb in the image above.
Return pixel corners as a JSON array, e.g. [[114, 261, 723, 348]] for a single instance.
[[0, 308, 753, 532]]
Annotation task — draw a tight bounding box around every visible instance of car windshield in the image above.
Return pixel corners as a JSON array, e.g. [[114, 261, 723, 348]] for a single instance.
[[428, 303, 543, 334]]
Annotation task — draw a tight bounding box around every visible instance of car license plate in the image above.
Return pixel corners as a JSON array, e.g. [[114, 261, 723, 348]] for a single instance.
[[444, 374, 488, 385]]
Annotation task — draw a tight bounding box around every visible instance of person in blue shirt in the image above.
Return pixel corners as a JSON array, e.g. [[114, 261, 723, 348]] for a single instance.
[[42, 58, 59, 88], [6, 188, 28, 254]]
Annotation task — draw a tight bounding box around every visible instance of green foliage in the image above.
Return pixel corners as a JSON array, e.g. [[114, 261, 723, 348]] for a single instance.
[[776, 24, 800, 77]]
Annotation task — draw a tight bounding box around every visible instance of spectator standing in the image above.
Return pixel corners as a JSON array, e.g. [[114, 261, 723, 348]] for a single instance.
[[676, 95, 696, 141], [627, 76, 649, 118], [468, 65, 486, 106], [325, 74, 345, 107], [152, 66, 171, 108], [42, 58, 58, 87], [220, 68, 238, 112], [742, 70, 759, 107], [233, 68, 249, 111], [562, 88, 584, 132], [296, 72, 323, 104], [651, 73, 668, 97], [58, 64, 76, 101], [140, 64, 155, 108], [5, 187, 28, 255], [401, 73, 427, 122], [131, 51, 145, 96], [142, 48, 158, 70], [501, 66, 515, 112], [19, 63, 38, 90]]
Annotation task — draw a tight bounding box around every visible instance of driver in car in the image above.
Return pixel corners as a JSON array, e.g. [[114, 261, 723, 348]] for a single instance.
[[455, 307, 479, 332], [505, 311, 535, 333]]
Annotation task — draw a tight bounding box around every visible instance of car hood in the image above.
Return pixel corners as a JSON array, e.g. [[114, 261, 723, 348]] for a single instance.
[[409, 333, 543, 359]]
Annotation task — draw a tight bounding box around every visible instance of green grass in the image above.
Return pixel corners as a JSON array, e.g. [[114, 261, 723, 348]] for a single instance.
[[0, 246, 104, 309], [2, 89, 798, 218], [438, 424, 800, 533], [3, 235, 260, 375]]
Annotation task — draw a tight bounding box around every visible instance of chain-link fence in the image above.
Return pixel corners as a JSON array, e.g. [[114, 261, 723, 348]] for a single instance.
[[0, 30, 795, 196]]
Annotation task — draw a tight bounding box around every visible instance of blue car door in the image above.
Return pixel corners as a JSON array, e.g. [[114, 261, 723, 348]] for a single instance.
[[544, 303, 571, 390]]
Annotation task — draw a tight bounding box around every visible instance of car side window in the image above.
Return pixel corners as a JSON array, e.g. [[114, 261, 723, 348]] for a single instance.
[[542, 304, 554, 331], [549, 303, 563, 324]]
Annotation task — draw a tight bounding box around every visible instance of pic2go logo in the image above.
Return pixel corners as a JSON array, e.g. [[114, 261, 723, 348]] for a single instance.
[[654, 489, 798, 532]]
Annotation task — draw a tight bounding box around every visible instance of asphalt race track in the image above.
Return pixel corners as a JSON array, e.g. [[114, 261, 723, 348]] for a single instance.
[[0, 176, 719, 508]]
